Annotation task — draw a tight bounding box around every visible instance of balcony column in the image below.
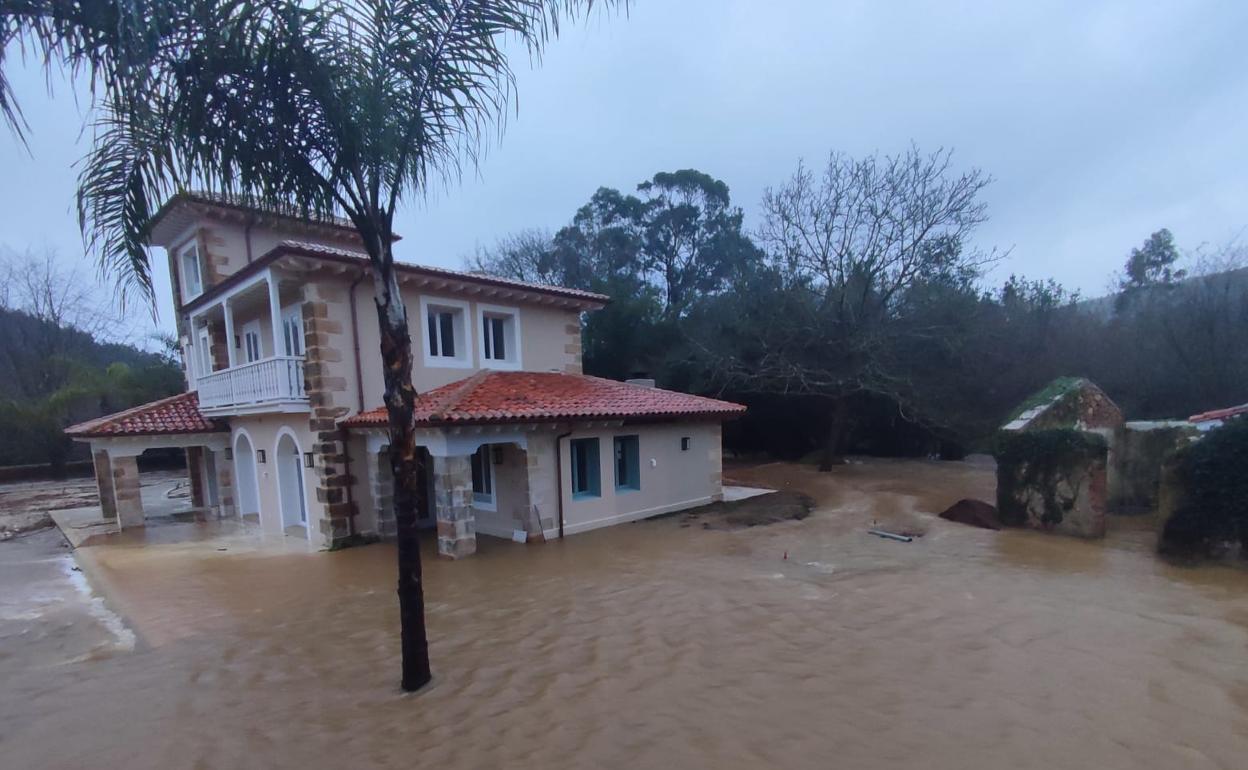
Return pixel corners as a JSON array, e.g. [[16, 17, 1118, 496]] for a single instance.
[[267, 270, 284, 358], [222, 299, 236, 368]]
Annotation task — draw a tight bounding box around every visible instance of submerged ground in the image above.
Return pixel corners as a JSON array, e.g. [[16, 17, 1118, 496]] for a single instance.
[[2, 458, 1247, 769]]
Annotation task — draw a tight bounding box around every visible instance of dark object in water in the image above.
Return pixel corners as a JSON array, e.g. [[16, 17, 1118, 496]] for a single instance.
[[869, 529, 913, 543], [938, 498, 1002, 530]]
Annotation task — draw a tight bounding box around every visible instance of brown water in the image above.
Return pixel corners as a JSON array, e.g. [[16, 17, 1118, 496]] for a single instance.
[[4, 458, 1248, 769]]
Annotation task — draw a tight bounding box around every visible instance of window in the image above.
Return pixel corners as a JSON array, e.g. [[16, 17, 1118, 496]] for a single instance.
[[241, 321, 263, 363], [197, 327, 213, 376], [570, 438, 601, 499], [281, 306, 304, 357], [428, 309, 456, 357], [180, 244, 203, 300], [681, 437, 691, 451], [471, 445, 495, 508], [614, 435, 640, 492], [483, 315, 506, 360], [420, 297, 471, 367], [478, 305, 521, 369]]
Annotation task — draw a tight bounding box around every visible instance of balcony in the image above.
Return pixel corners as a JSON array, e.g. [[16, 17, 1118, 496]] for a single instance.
[[197, 356, 309, 414]]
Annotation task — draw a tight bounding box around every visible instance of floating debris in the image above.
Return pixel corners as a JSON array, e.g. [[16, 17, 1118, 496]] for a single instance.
[[868, 529, 913, 543]]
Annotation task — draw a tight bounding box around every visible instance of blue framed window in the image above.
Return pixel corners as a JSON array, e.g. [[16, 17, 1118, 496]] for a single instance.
[[570, 438, 600, 499], [614, 435, 640, 491]]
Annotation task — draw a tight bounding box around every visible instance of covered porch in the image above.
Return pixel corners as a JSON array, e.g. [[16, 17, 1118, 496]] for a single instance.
[[355, 424, 560, 559], [65, 392, 234, 531]]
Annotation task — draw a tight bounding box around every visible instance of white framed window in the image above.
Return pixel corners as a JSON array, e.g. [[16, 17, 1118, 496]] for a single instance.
[[478, 303, 522, 370], [241, 320, 263, 363], [197, 327, 213, 376], [180, 243, 204, 301], [419, 296, 472, 368], [470, 445, 496, 510], [281, 305, 304, 357]]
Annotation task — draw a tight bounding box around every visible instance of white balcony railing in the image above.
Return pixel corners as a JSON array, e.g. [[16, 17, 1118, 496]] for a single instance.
[[197, 356, 308, 411]]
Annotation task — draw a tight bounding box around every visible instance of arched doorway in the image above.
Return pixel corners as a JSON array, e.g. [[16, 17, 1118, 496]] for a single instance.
[[276, 431, 308, 535], [233, 431, 261, 523]]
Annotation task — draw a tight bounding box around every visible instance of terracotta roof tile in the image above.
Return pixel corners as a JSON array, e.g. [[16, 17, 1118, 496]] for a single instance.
[[342, 372, 746, 429], [65, 392, 228, 438], [1189, 403, 1248, 423]]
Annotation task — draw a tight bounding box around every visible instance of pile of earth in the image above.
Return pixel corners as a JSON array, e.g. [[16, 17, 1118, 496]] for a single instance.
[[677, 491, 815, 530], [938, 498, 1002, 530]]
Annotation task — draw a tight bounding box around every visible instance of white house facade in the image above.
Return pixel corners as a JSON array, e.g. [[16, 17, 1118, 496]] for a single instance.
[[67, 193, 744, 558]]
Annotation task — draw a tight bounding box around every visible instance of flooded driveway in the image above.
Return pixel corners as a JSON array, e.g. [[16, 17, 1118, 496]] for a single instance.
[[3, 458, 1248, 769]]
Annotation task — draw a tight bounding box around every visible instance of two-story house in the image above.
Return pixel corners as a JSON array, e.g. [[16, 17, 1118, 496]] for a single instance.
[[66, 193, 745, 558]]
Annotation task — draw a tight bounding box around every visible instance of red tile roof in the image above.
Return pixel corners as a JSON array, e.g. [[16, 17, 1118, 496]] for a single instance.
[[342, 371, 746, 429], [1189, 403, 1248, 423], [65, 392, 228, 438]]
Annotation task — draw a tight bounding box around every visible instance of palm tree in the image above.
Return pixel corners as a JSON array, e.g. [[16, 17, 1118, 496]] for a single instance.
[[2, 0, 621, 691]]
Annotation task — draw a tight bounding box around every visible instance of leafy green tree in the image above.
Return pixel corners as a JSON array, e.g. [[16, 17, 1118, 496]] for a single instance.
[[1116, 228, 1186, 310], [4, 0, 621, 692], [470, 169, 759, 380]]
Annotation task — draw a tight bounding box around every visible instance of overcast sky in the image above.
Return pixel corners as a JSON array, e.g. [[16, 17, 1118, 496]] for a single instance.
[[2, 0, 1246, 340]]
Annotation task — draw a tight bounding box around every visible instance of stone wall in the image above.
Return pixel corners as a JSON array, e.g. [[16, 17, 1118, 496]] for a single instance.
[[186, 447, 206, 508], [996, 430, 1109, 538], [208, 319, 230, 371], [1111, 422, 1200, 513], [111, 454, 145, 529], [563, 322, 583, 374], [92, 450, 117, 520], [303, 282, 357, 546], [432, 454, 476, 559]]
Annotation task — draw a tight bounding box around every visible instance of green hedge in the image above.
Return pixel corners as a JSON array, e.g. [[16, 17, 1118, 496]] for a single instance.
[[1159, 416, 1248, 559]]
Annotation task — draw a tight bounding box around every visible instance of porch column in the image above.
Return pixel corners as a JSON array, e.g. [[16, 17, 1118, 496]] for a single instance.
[[367, 446, 397, 539], [432, 454, 476, 559], [267, 270, 283, 358], [91, 449, 117, 520], [222, 299, 236, 368], [213, 448, 235, 518], [110, 453, 145, 529], [523, 438, 558, 542], [186, 446, 207, 508]]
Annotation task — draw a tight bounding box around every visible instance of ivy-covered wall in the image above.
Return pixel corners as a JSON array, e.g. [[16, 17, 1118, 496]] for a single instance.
[[1158, 417, 1248, 559], [995, 429, 1110, 538]]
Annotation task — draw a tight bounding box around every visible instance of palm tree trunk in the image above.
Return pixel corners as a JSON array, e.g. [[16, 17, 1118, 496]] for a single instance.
[[369, 233, 432, 692]]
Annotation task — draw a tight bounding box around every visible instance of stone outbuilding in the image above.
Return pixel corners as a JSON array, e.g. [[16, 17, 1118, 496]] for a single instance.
[[995, 378, 1121, 538]]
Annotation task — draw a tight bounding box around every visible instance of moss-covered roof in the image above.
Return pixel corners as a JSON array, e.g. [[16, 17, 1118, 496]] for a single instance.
[[1001, 377, 1123, 432]]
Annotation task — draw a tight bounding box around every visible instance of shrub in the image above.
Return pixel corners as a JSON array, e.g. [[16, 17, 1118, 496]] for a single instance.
[[1159, 416, 1248, 559]]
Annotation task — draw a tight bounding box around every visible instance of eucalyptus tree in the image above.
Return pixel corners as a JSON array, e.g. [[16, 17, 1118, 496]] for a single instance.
[[2, 0, 620, 692]]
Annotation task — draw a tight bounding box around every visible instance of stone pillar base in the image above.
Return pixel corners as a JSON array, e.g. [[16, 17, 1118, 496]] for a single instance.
[[111, 454, 145, 529], [92, 449, 117, 520], [432, 455, 476, 559]]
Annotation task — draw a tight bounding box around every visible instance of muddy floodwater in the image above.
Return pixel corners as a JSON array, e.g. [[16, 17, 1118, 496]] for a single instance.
[[3, 458, 1248, 769]]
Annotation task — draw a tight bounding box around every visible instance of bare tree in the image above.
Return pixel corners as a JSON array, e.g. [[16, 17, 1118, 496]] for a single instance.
[[711, 145, 997, 468], [0, 246, 131, 342]]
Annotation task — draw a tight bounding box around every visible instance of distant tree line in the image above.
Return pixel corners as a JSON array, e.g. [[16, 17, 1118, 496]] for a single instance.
[[469, 147, 1248, 463], [0, 248, 183, 471]]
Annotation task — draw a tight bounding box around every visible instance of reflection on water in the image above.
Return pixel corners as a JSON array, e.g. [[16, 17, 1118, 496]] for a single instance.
[[4, 458, 1248, 770]]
